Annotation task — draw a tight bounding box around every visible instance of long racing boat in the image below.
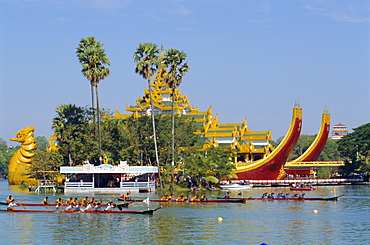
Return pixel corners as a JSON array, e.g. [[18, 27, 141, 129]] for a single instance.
[[290, 187, 317, 191], [0, 207, 161, 215], [217, 196, 341, 201], [0, 201, 130, 208], [117, 197, 247, 203]]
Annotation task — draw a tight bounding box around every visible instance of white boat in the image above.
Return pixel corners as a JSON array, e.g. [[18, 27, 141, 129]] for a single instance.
[[220, 183, 253, 190]]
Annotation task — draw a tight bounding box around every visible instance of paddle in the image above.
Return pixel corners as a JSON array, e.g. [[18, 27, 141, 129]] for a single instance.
[[13, 199, 26, 210]]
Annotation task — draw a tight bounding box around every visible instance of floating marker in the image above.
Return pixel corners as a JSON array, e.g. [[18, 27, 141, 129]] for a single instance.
[[313, 210, 318, 213], [217, 217, 223, 221]]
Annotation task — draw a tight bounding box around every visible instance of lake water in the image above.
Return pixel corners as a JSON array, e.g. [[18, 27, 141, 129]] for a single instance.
[[1, 179, 369, 245]]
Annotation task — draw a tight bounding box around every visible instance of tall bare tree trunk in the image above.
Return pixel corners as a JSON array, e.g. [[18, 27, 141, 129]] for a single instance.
[[148, 79, 162, 189], [95, 85, 102, 163], [171, 88, 175, 187]]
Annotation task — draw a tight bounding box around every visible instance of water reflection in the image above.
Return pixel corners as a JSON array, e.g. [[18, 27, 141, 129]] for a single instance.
[[1, 180, 369, 244]]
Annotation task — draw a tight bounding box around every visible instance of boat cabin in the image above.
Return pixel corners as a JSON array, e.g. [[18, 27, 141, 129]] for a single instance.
[[60, 161, 158, 193]]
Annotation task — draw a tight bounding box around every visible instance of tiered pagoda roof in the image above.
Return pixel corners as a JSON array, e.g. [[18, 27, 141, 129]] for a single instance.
[[107, 76, 274, 162]]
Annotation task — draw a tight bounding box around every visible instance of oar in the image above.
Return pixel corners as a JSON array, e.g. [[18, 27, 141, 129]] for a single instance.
[[14, 199, 26, 210]]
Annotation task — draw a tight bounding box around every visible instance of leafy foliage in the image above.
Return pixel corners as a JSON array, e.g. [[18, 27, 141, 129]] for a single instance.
[[337, 123, 370, 174], [28, 151, 64, 180], [0, 140, 18, 178], [182, 146, 235, 185], [288, 134, 341, 161]]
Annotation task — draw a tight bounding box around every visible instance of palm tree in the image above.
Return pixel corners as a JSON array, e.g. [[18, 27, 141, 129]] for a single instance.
[[163, 48, 190, 186], [134, 43, 162, 189], [76, 37, 110, 161]]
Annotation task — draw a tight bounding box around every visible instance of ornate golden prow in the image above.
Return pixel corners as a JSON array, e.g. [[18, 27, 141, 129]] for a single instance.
[[8, 126, 38, 185]]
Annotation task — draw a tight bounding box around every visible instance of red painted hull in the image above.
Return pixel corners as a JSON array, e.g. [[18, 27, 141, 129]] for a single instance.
[[285, 112, 330, 176], [0, 207, 160, 214], [235, 107, 302, 180]]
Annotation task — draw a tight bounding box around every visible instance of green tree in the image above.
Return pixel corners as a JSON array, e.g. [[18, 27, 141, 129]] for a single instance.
[[76, 37, 110, 159], [52, 104, 97, 165], [318, 138, 341, 161], [29, 151, 64, 180], [36, 136, 48, 152], [183, 146, 235, 186], [288, 135, 316, 161], [134, 43, 162, 188], [337, 123, 370, 175], [0, 140, 18, 179], [163, 48, 190, 186]]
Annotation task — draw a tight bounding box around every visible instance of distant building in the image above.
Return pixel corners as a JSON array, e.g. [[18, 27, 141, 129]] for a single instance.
[[331, 123, 348, 140]]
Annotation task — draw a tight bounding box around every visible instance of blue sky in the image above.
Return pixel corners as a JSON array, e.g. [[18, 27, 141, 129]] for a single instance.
[[1, 0, 369, 146]]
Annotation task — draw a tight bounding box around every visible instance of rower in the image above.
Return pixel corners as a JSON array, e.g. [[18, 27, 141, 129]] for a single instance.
[[42, 197, 50, 205], [82, 201, 94, 212], [54, 203, 62, 212], [191, 194, 199, 200], [5, 195, 15, 204], [168, 193, 175, 201], [55, 197, 63, 205], [161, 192, 169, 200], [93, 203, 102, 212], [72, 203, 80, 211], [261, 192, 268, 198], [223, 191, 231, 199], [281, 193, 289, 198], [176, 193, 185, 201], [65, 198, 73, 205], [291, 194, 299, 199], [65, 203, 73, 211], [81, 196, 89, 204], [299, 193, 306, 199], [104, 201, 115, 211], [123, 192, 131, 201], [7, 200, 17, 210], [200, 193, 208, 201]]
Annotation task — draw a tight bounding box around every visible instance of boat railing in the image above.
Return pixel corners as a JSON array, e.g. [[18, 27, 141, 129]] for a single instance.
[[65, 182, 94, 188], [120, 181, 156, 188]]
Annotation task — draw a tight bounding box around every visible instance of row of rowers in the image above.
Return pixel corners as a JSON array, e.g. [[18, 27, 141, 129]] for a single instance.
[[42, 196, 100, 206], [161, 192, 209, 201], [260, 192, 306, 199]]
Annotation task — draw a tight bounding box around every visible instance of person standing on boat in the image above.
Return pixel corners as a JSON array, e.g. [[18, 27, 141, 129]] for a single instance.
[[7, 200, 17, 210], [5, 195, 15, 204], [42, 197, 50, 205]]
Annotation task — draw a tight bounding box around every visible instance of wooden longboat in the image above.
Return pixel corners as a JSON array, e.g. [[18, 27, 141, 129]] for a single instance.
[[117, 198, 247, 203], [0, 201, 130, 208], [290, 187, 317, 191], [217, 196, 341, 201], [0, 207, 161, 215]]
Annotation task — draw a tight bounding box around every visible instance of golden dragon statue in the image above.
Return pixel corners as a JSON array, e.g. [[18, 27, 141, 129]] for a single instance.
[[8, 126, 38, 185]]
